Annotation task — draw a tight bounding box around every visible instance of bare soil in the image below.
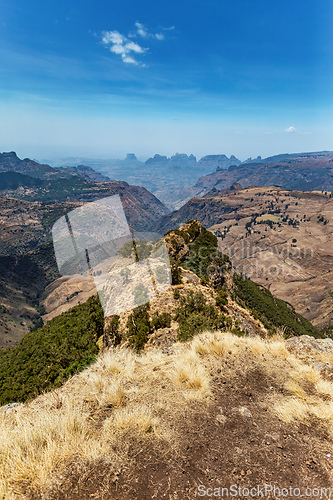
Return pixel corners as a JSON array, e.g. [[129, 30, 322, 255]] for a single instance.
[[32, 363, 333, 499]]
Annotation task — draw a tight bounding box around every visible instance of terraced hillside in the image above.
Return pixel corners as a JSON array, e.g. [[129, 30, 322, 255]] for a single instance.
[[153, 187, 333, 329]]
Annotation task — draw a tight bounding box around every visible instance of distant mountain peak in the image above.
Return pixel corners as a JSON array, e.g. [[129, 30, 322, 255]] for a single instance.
[[125, 153, 138, 161], [145, 153, 195, 166], [0, 151, 112, 183], [1, 151, 19, 159], [198, 154, 241, 171], [0, 151, 53, 178]]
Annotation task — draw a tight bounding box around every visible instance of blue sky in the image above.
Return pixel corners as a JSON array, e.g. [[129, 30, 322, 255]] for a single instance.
[[0, 0, 332, 161]]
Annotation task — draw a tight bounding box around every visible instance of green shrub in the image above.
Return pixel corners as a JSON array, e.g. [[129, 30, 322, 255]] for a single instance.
[[177, 313, 213, 342], [185, 220, 202, 239], [0, 295, 102, 406], [233, 274, 322, 338], [225, 316, 233, 329], [170, 237, 178, 249], [118, 241, 134, 258], [170, 257, 182, 285], [319, 325, 333, 339], [126, 305, 151, 351], [180, 226, 230, 288], [107, 315, 121, 345], [175, 291, 226, 341], [136, 241, 153, 260], [151, 311, 172, 330], [216, 290, 228, 309], [30, 317, 44, 332], [184, 228, 218, 278]]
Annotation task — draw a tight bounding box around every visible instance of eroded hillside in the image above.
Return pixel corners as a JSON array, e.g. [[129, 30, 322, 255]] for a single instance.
[[154, 187, 333, 329], [0, 221, 323, 411], [0, 183, 169, 346]]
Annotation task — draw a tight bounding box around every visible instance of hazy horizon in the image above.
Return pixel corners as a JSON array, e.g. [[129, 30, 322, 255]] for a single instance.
[[5, 145, 333, 168], [36, 146, 333, 167]]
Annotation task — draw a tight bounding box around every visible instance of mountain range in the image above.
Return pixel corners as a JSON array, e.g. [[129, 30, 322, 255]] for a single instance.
[[192, 151, 333, 196], [7, 150, 333, 211], [41, 152, 243, 209], [45, 150, 333, 209], [0, 152, 111, 182]]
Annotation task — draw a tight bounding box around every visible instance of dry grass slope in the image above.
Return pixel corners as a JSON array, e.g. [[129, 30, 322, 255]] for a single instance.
[[1, 330, 333, 498]]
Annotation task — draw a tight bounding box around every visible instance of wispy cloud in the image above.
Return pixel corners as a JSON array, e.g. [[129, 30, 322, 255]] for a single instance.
[[285, 126, 297, 133], [285, 126, 312, 135], [133, 21, 168, 41], [134, 22, 148, 38], [101, 22, 172, 66]]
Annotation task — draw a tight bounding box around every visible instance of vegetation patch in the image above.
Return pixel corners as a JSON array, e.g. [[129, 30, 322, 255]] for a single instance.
[[126, 305, 152, 351], [166, 219, 321, 342], [182, 227, 218, 278], [233, 274, 321, 338], [0, 295, 102, 406], [175, 291, 227, 341]]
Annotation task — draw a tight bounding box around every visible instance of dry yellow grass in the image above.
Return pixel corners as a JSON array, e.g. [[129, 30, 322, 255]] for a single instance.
[[1, 330, 333, 498], [190, 330, 333, 430]]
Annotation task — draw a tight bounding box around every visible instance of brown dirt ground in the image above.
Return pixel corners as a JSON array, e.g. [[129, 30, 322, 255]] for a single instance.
[[31, 364, 333, 500]]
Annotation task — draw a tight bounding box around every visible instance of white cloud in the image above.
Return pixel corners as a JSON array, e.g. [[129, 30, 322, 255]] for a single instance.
[[111, 44, 126, 55], [284, 126, 312, 135], [101, 22, 170, 66], [102, 29, 147, 66], [134, 22, 168, 41], [125, 41, 145, 53], [102, 30, 124, 45], [122, 54, 139, 65]]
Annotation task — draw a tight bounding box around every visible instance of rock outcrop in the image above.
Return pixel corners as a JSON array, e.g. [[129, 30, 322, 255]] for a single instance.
[[198, 154, 241, 171], [287, 335, 333, 380], [0, 152, 54, 178]]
